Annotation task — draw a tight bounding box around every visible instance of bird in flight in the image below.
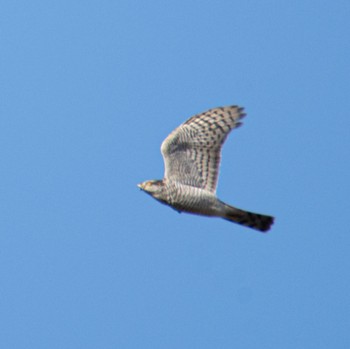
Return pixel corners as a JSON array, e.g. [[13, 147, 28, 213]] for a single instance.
[[138, 106, 274, 232]]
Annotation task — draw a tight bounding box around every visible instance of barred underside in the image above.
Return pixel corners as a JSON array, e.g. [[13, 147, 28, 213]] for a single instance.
[[159, 180, 274, 232], [164, 180, 222, 216]]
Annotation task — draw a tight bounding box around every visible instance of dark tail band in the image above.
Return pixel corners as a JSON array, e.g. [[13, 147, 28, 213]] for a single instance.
[[223, 204, 274, 232]]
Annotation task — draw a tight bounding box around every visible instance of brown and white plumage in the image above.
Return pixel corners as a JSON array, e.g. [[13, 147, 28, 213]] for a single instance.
[[138, 106, 274, 232]]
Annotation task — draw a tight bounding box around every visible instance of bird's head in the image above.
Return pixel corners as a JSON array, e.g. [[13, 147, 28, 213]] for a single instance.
[[137, 180, 166, 200]]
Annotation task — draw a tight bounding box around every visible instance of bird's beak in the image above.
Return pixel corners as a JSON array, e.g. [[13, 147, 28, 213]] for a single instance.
[[137, 183, 143, 190]]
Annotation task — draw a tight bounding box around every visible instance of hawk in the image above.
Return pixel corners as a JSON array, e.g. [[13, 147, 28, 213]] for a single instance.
[[138, 106, 274, 232]]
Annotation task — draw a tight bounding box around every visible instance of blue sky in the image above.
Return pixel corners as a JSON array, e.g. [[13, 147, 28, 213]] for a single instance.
[[1, 1, 350, 348]]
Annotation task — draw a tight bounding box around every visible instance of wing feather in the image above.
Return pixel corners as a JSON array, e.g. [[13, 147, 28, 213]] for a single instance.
[[161, 106, 245, 193]]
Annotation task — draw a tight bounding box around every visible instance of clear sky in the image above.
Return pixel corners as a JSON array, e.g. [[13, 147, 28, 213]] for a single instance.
[[1, 1, 349, 348]]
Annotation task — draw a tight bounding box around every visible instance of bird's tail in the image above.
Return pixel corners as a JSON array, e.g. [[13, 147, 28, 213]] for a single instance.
[[222, 203, 274, 232]]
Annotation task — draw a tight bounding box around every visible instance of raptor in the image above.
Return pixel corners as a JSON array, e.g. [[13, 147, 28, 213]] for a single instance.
[[138, 106, 274, 232]]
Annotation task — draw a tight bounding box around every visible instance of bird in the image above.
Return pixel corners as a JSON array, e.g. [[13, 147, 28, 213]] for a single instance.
[[138, 105, 274, 232]]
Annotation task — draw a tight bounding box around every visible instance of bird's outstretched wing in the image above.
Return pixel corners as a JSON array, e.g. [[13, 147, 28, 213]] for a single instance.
[[161, 106, 245, 193]]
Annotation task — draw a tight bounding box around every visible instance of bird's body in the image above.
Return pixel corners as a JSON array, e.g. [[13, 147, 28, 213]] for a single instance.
[[138, 106, 274, 232], [149, 179, 222, 215]]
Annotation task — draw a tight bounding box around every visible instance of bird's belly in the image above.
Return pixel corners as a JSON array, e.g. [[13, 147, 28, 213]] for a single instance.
[[168, 185, 220, 216]]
